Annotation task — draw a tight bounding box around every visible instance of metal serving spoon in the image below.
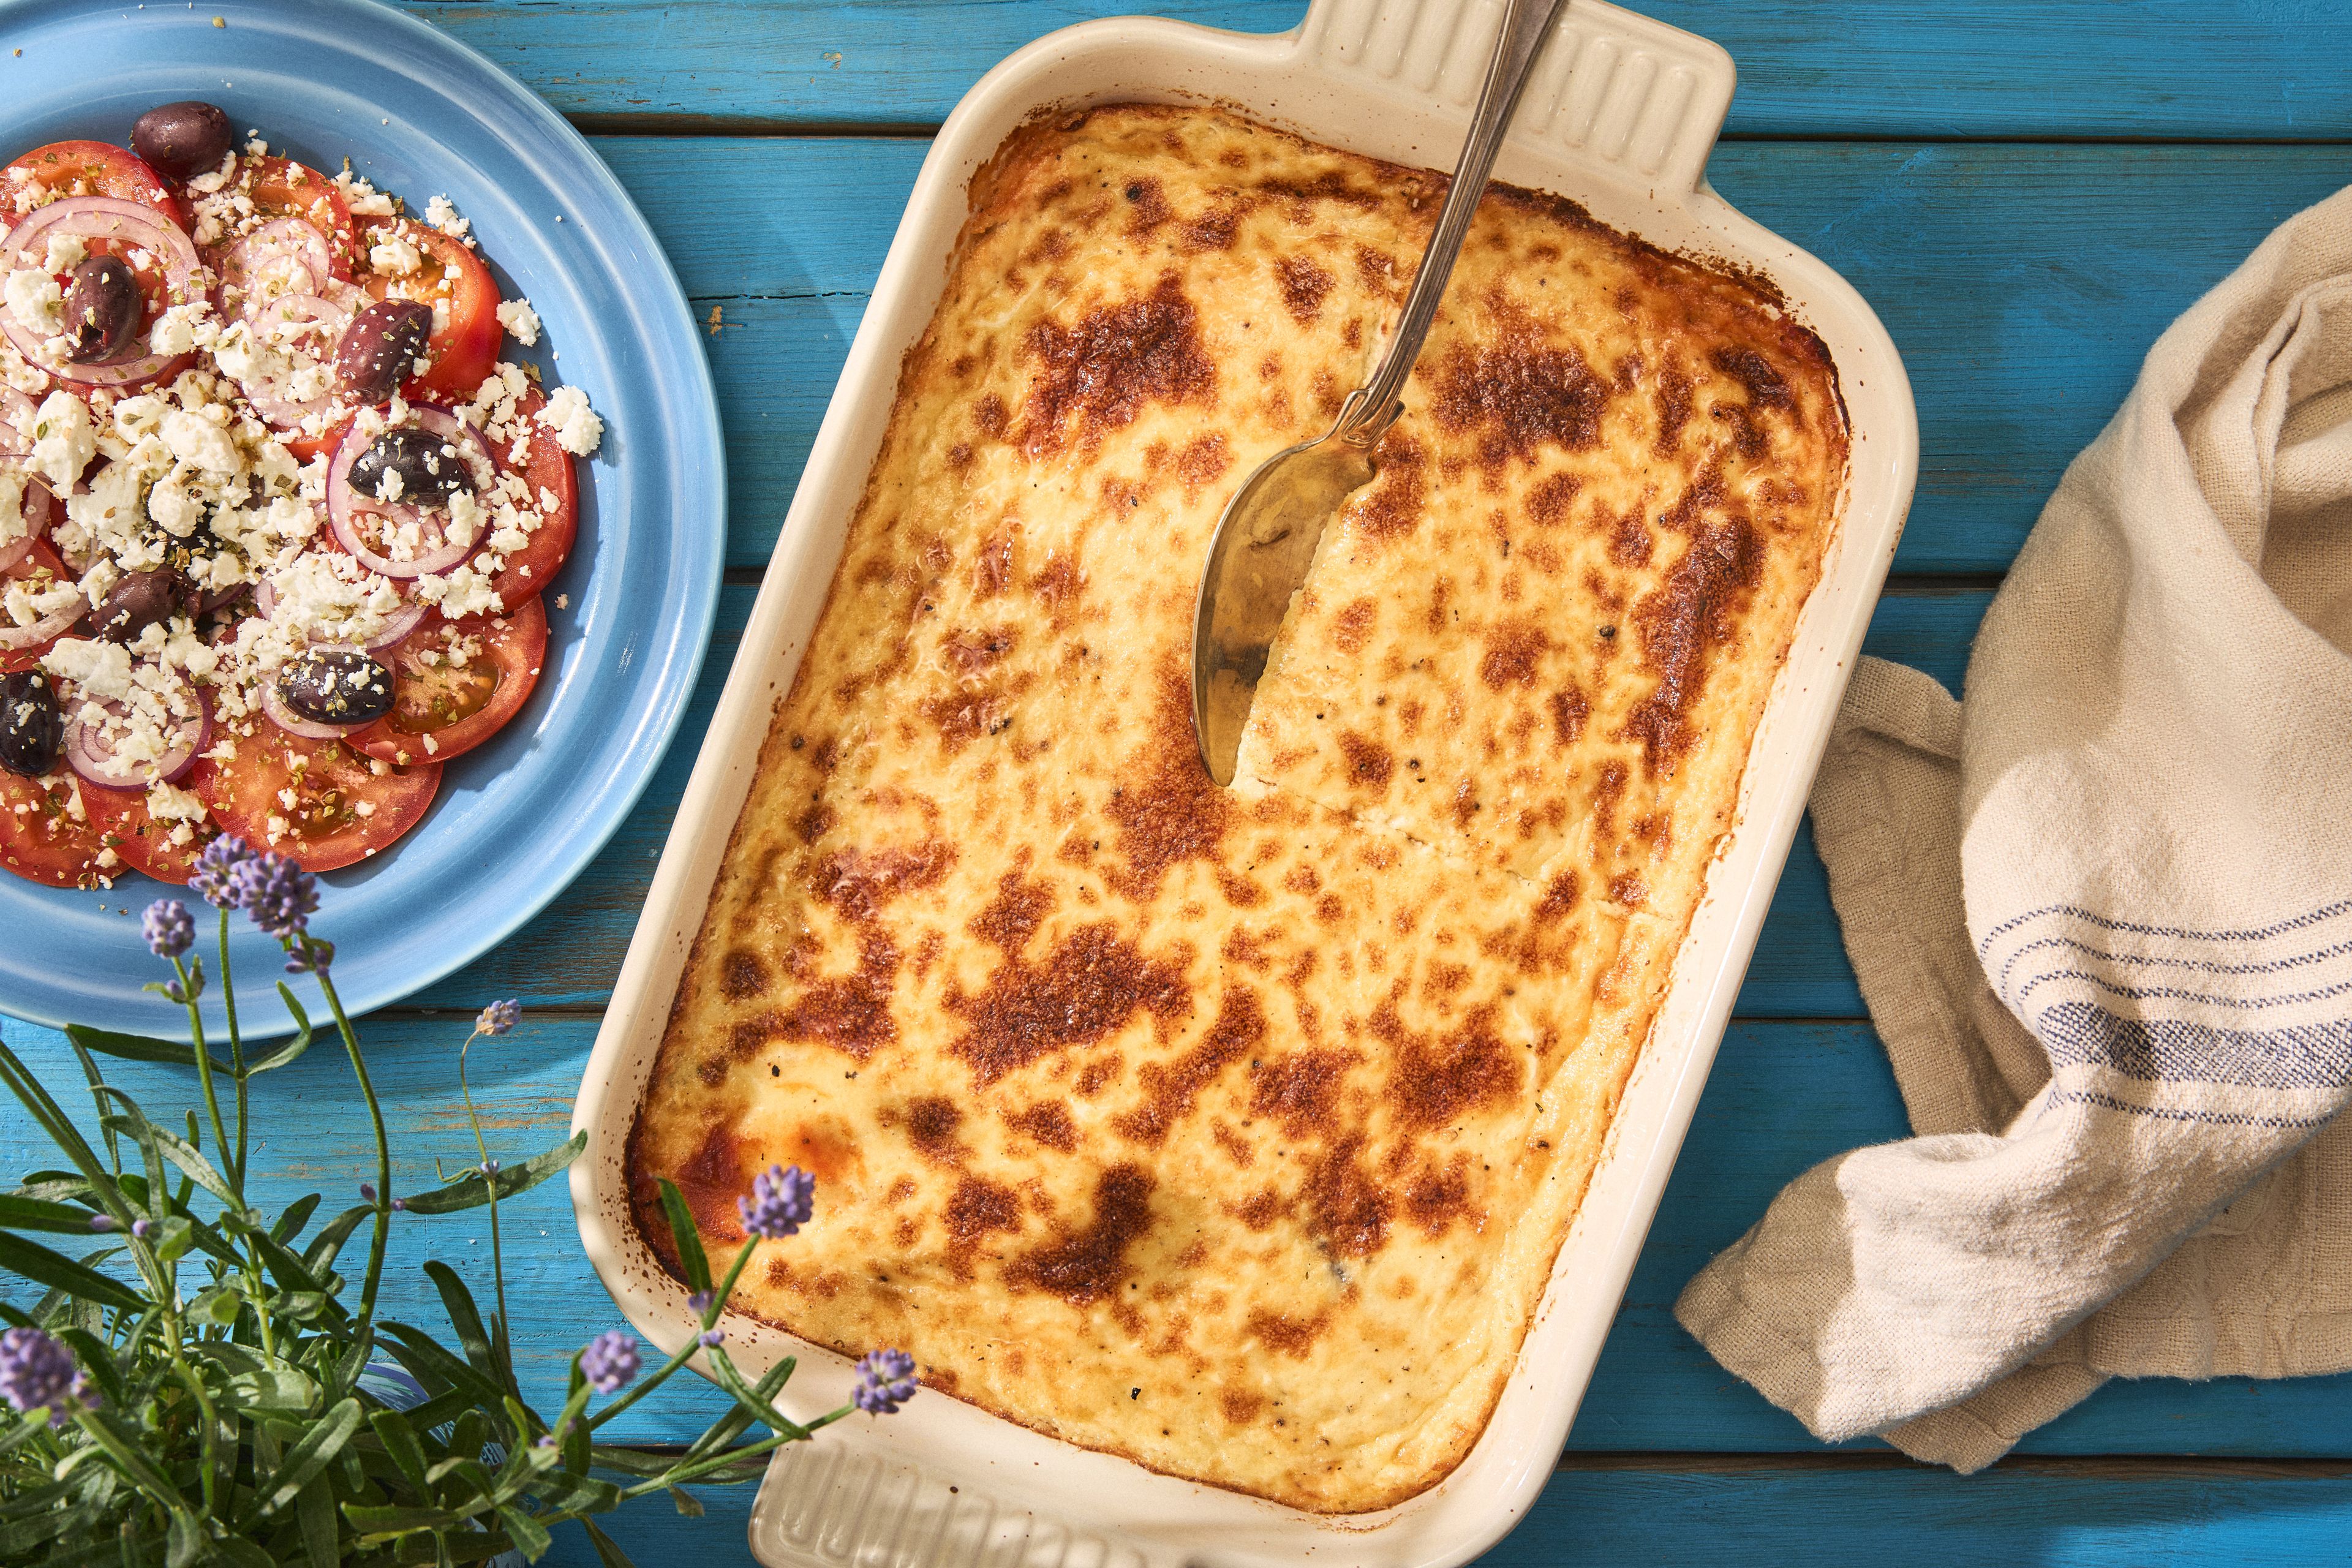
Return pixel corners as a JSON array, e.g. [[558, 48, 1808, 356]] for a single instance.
[[1189, 0, 1573, 785]]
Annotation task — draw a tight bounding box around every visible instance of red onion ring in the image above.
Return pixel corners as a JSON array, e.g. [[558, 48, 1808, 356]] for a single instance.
[[236, 292, 351, 429], [254, 571, 428, 650], [260, 679, 366, 740], [0, 477, 55, 576], [219, 218, 333, 318], [64, 679, 209, 790], [325, 408, 498, 580], [0, 197, 202, 389]]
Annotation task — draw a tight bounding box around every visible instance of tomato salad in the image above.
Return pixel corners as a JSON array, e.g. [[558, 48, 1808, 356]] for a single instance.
[[0, 102, 600, 889]]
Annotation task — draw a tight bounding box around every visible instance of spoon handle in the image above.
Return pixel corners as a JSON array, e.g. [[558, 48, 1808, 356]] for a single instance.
[[1338, 0, 1573, 444]]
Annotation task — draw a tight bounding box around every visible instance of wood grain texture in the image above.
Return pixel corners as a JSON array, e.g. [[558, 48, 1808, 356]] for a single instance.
[[402, 0, 2352, 141], [588, 137, 2352, 575], [12, 1009, 2351, 1459]]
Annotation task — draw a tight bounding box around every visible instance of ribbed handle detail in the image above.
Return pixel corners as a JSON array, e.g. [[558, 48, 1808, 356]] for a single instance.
[[1300, 0, 1733, 190], [751, 1443, 1156, 1568]]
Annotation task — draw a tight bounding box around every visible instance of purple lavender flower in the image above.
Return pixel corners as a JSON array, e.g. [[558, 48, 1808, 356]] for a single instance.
[[232, 851, 317, 940], [477, 999, 521, 1036], [737, 1164, 815, 1240], [130, 1218, 151, 1239], [480, 1159, 500, 1177], [283, 936, 333, 976], [162, 963, 205, 1004], [0, 1328, 79, 1425], [360, 1184, 375, 1202], [687, 1290, 712, 1315], [851, 1349, 918, 1415], [579, 1330, 640, 1395], [698, 1328, 724, 1348], [188, 835, 255, 910], [87, 1215, 115, 1232], [143, 900, 193, 960]]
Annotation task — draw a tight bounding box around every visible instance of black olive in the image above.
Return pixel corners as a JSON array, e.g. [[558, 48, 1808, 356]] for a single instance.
[[130, 101, 233, 181], [334, 300, 435, 403], [350, 426, 475, 506], [278, 647, 394, 725], [88, 570, 183, 644], [61, 256, 143, 364], [0, 671, 64, 778]]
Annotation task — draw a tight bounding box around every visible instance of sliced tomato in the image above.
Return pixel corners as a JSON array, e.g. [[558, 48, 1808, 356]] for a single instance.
[[83, 785, 214, 885], [354, 595, 546, 766], [194, 731, 440, 873], [230, 156, 361, 281], [1, 140, 184, 229], [487, 385, 578, 605], [0, 770, 110, 888], [359, 217, 500, 401], [1, 538, 75, 675]]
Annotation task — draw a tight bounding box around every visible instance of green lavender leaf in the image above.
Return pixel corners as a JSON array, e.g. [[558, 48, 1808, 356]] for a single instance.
[[397, 1131, 585, 1216], [0, 1194, 105, 1234], [64, 1026, 230, 1075], [0, 1232, 144, 1311], [251, 1397, 363, 1518], [655, 1178, 711, 1295]]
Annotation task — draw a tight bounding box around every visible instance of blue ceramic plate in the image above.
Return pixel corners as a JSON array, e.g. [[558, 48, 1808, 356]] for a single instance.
[[0, 0, 723, 1037]]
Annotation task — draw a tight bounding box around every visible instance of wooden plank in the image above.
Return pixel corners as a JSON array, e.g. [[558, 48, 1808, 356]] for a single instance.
[[586, 138, 2352, 576], [404, 0, 2352, 142], [403, 588, 1986, 1017], [11, 1011, 2352, 1457]]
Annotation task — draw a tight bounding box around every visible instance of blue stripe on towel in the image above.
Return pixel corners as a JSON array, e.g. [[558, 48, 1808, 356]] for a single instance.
[[2039, 1001, 2352, 1088], [1978, 895, 2352, 960], [2015, 968, 2352, 1011], [1994, 932, 2352, 1008], [2045, 1086, 2339, 1131]]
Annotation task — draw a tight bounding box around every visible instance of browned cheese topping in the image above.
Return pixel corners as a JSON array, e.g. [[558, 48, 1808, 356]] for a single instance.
[[627, 105, 1847, 1513]]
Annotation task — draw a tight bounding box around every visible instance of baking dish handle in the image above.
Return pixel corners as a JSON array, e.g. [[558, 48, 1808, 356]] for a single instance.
[[1295, 0, 1737, 194]]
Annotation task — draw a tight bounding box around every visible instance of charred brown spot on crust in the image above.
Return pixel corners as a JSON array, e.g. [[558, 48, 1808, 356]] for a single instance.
[[1303, 1134, 1390, 1257], [809, 841, 956, 921], [1376, 1003, 1520, 1129], [720, 949, 769, 1000], [1404, 1152, 1474, 1236], [971, 864, 1054, 956], [948, 923, 1189, 1088], [1235, 1186, 1285, 1229], [1105, 665, 1233, 901], [1477, 618, 1548, 691], [1332, 597, 1376, 654], [919, 688, 1012, 753], [1246, 1307, 1332, 1359], [1123, 176, 1172, 236], [1220, 1387, 1265, 1424], [1180, 208, 1239, 252], [1528, 471, 1580, 526], [1431, 322, 1607, 467], [739, 928, 901, 1062], [1249, 1048, 1352, 1138], [1711, 345, 1793, 410], [1018, 272, 1216, 456], [1004, 1100, 1077, 1152], [1114, 987, 1267, 1145], [1549, 687, 1588, 746], [903, 1096, 965, 1164], [1655, 366, 1694, 453], [1537, 870, 1580, 921], [1343, 431, 1427, 544], [973, 528, 1017, 598], [944, 1175, 1023, 1278], [1005, 1163, 1156, 1307], [1619, 519, 1765, 772], [1174, 433, 1231, 496], [1611, 872, 1648, 907], [1355, 244, 1402, 298], [793, 802, 834, 845], [1593, 760, 1628, 834], [1336, 731, 1393, 790], [943, 625, 1016, 672], [1273, 255, 1334, 325], [1075, 1052, 1124, 1098], [972, 393, 1008, 440]]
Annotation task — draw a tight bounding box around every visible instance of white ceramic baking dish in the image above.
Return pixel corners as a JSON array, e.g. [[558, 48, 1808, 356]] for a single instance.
[[568, 0, 1917, 1562]]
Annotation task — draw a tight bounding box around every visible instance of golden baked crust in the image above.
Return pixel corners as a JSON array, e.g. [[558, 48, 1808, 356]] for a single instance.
[[626, 104, 1846, 1513]]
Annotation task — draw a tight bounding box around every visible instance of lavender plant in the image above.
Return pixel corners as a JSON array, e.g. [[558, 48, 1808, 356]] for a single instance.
[[0, 838, 913, 1566]]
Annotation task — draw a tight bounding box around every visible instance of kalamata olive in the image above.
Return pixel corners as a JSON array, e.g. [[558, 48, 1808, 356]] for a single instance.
[[0, 671, 64, 778], [350, 426, 474, 506], [333, 300, 435, 402], [88, 570, 183, 644], [61, 255, 143, 364], [279, 648, 394, 725], [130, 101, 233, 181]]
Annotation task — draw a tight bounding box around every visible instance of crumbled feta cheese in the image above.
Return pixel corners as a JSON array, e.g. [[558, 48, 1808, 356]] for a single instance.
[[41, 637, 134, 702], [161, 408, 243, 475], [424, 195, 470, 241], [332, 166, 397, 217], [537, 384, 602, 456], [4, 268, 61, 336], [40, 233, 85, 275], [27, 392, 94, 490], [495, 298, 541, 346], [369, 235, 422, 276]]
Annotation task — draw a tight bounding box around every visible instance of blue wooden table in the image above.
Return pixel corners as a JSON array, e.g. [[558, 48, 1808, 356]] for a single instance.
[[11, 0, 2352, 1561]]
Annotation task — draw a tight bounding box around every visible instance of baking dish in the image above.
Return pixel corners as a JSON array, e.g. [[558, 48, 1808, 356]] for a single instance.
[[567, 0, 1917, 1562]]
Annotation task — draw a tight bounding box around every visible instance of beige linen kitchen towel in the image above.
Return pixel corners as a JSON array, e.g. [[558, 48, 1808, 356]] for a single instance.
[[1676, 184, 2352, 1472]]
